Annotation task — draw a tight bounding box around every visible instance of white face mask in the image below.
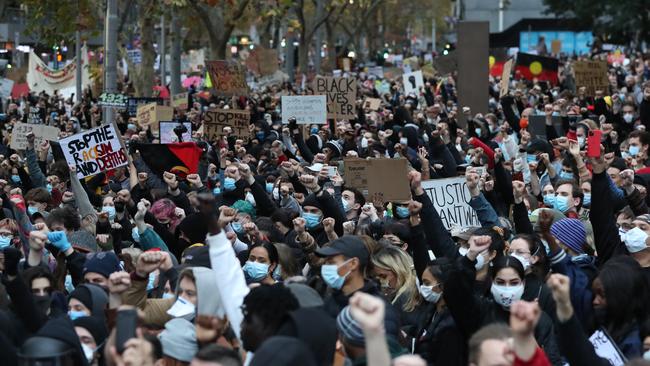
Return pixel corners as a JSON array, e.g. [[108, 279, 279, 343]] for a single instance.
[[166, 296, 195, 320], [510, 253, 530, 271], [81, 343, 94, 363], [458, 247, 487, 270], [623, 227, 649, 253], [491, 283, 524, 308], [419, 285, 442, 303]]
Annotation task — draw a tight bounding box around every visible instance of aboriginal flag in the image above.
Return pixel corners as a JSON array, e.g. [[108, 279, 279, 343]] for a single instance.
[[136, 142, 202, 179], [515, 52, 559, 84]]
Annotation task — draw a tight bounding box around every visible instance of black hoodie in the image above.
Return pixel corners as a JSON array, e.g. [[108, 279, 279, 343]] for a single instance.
[[32, 316, 88, 366]]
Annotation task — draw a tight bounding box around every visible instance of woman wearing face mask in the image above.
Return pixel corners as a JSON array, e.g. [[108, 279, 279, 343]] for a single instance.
[[242, 242, 279, 285], [370, 246, 424, 333], [445, 235, 563, 365], [73, 316, 108, 366], [414, 258, 465, 366]]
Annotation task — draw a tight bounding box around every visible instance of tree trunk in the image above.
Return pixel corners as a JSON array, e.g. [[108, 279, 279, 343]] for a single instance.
[[298, 37, 309, 75], [132, 0, 155, 97], [169, 10, 181, 96]]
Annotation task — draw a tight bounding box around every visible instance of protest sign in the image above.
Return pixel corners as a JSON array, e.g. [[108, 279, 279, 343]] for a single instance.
[[0, 77, 14, 99], [368, 66, 384, 78], [574, 60, 608, 96], [528, 115, 565, 140], [245, 48, 279, 76], [27, 45, 90, 95], [343, 158, 410, 202], [589, 329, 627, 366], [60, 124, 128, 179], [172, 92, 189, 110], [421, 177, 480, 230], [27, 106, 43, 124], [205, 60, 249, 96], [127, 97, 164, 117], [363, 98, 382, 111], [458, 21, 489, 126], [342, 58, 351, 72], [137, 103, 173, 133], [255, 70, 289, 89], [383, 67, 403, 80], [432, 51, 458, 75], [313, 76, 357, 120], [98, 93, 128, 108], [160, 122, 192, 144], [551, 39, 562, 55], [403, 70, 424, 94], [127, 49, 142, 64], [281, 95, 327, 124], [499, 59, 513, 98], [10, 122, 60, 150], [203, 109, 251, 143]]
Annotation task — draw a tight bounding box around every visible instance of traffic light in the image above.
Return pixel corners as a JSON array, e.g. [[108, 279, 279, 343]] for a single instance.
[[56, 52, 62, 62]]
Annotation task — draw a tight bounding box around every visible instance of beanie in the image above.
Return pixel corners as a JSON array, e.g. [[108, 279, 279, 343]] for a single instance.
[[83, 251, 121, 279], [232, 200, 256, 219], [73, 316, 108, 345], [176, 213, 209, 244], [336, 306, 365, 347], [551, 218, 586, 254], [69, 286, 93, 310], [159, 318, 197, 362], [301, 194, 323, 211]]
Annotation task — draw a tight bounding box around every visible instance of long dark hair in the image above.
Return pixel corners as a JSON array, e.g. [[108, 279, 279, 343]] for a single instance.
[[249, 242, 279, 271], [490, 256, 526, 281], [511, 233, 549, 280]]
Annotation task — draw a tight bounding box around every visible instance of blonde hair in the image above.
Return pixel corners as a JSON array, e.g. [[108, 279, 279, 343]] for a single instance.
[[370, 246, 421, 312]]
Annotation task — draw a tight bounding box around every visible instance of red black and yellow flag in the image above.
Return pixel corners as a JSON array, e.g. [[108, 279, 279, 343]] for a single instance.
[[136, 142, 203, 179], [515, 52, 559, 84]]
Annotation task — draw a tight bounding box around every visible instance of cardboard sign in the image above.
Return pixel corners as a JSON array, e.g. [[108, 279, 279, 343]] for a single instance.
[[383, 67, 403, 80], [245, 48, 279, 76], [458, 21, 489, 127], [281, 95, 327, 124], [137, 103, 173, 133], [589, 329, 627, 366], [160, 121, 192, 144], [421, 177, 480, 230], [313, 76, 357, 120], [127, 97, 164, 117], [60, 124, 128, 179], [203, 109, 251, 143], [432, 51, 458, 75], [403, 70, 424, 95], [10, 123, 60, 150], [98, 93, 128, 108], [551, 39, 562, 55], [172, 92, 189, 110], [205, 60, 248, 97], [574, 60, 609, 96], [499, 59, 513, 98], [343, 158, 410, 202], [363, 98, 382, 111]]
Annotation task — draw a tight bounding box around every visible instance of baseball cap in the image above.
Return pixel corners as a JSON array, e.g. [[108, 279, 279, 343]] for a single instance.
[[315, 235, 369, 266]]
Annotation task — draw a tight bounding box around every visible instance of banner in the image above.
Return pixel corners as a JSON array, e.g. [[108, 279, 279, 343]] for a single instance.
[[160, 122, 192, 144], [403, 70, 424, 94], [205, 60, 248, 96], [313, 76, 357, 120], [60, 124, 128, 179], [421, 177, 480, 230], [27, 45, 90, 95], [281, 96, 327, 124], [10, 123, 60, 150], [172, 92, 189, 110], [203, 109, 251, 143], [574, 60, 608, 96]]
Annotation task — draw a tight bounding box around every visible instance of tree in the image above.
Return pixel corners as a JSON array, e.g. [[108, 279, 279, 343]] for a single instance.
[[543, 0, 650, 47], [22, 0, 100, 47]]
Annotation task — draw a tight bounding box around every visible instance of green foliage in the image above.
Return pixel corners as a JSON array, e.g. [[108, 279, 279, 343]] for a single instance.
[[22, 0, 100, 46]]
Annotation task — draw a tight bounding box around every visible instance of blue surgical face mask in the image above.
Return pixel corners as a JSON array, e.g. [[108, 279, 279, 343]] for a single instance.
[[341, 198, 351, 212], [395, 205, 410, 218], [256, 131, 265, 140], [0, 236, 11, 249], [310, 127, 319, 135], [302, 212, 322, 229], [213, 187, 221, 195], [162, 292, 176, 300], [223, 177, 236, 191], [464, 154, 472, 164], [272, 264, 283, 281], [526, 154, 537, 164], [146, 272, 156, 291], [131, 227, 141, 243], [543, 194, 556, 207], [552, 111, 560, 117], [231, 221, 243, 234], [28, 206, 39, 216], [102, 206, 116, 220], [266, 182, 274, 193], [46, 183, 53, 193], [11, 175, 20, 184], [127, 123, 137, 131], [68, 310, 88, 321], [474, 128, 482, 136], [321, 259, 352, 290], [582, 193, 591, 208], [243, 261, 270, 282], [629, 145, 640, 157], [558, 171, 574, 180], [554, 195, 571, 212]]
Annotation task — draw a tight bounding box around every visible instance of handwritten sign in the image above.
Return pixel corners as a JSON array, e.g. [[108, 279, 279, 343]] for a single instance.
[[574, 60, 609, 96], [203, 109, 251, 143], [60, 124, 128, 178], [126, 97, 164, 117], [28, 107, 42, 124], [10, 123, 60, 150], [363, 98, 382, 111], [403, 70, 424, 95], [205, 60, 248, 97], [421, 177, 480, 230], [343, 158, 410, 201], [589, 329, 627, 366], [160, 122, 192, 144], [313, 76, 357, 120], [98, 93, 128, 108], [281, 96, 327, 124], [245, 48, 279, 76], [172, 92, 188, 110], [137, 103, 173, 133], [499, 59, 513, 98]]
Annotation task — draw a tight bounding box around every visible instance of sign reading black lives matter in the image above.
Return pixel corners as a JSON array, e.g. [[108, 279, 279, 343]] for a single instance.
[[60, 124, 128, 179], [313, 76, 357, 120], [421, 177, 479, 229]]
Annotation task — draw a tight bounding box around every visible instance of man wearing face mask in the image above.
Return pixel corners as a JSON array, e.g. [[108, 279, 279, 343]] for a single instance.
[[552, 180, 583, 219], [627, 130, 650, 169], [296, 174, 346, 245], [620, 225, 650, 284], [74, 316, 108, 366]]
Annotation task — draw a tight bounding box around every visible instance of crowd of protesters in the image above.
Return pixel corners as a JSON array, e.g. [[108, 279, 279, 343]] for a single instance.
[[0, 46, 649, 366]]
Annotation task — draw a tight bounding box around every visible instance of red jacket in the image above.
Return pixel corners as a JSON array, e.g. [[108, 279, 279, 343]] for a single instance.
[[514, 347, 551, 366]]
